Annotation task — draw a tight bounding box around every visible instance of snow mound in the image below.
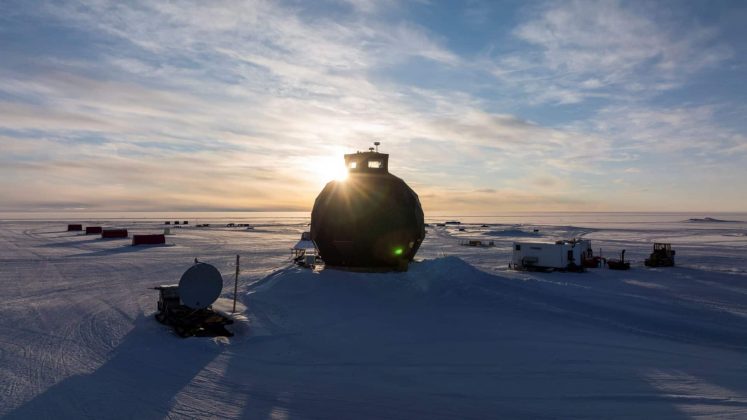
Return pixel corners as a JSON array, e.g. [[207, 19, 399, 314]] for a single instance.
[[247, 257, 747, 351], [239, 257, 747, 417], [249, 257, 509, 315], [686, 217, 741, 223]]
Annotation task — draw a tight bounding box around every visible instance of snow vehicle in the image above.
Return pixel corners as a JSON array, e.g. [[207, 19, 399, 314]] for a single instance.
[[606, 250, 630, 270], [645, 243, 676, 267]]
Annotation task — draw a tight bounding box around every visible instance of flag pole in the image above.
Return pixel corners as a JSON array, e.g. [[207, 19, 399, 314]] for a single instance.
[[233, 254, 239, 313]]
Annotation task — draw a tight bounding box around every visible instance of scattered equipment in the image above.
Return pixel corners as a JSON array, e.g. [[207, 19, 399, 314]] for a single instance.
[[132, 234, 166, 246], [580, 242, 602, 268], [67, 224, 83, 231], [645, 243, 676, 267], [292, 232, 320, 268], [511, 239, 588, 272], [85, 226, 103, 235], [460, 239, 495, 247], [101, 229, 128, 239], [154, 262, 233, 338], [607, 250, 630, 270], [311, 143, 425, 271]]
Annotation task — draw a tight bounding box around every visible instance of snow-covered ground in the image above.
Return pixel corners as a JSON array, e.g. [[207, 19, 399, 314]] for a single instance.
[[1, 214, 747, 418]]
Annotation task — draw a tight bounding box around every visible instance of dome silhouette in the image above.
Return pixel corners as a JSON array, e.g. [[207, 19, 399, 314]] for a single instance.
[[311, 147, 425, 270]]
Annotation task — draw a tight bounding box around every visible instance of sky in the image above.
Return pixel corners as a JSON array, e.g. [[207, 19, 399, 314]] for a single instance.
[[1, 0, 746, 213]]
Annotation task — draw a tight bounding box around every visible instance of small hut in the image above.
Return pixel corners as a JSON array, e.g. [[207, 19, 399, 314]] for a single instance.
[[67, 224, 83, 231], [85, 226, 103, 235]]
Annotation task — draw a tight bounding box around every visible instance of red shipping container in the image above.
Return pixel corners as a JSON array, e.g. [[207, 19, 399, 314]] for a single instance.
[[85, 226, 103, 234], [101, 229, 128, 239], [67, 224, 83, 231], [132, 234, 166, 246]]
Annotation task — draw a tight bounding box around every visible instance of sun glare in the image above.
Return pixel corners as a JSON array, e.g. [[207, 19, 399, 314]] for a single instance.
[[311, 155, 348, 184]]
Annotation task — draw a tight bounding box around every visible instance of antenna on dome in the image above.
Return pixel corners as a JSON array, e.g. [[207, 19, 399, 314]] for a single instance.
[[374, 141, 380, 153]]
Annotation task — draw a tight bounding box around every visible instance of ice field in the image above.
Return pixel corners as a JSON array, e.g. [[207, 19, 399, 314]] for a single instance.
[[1, 213, 747, 419]]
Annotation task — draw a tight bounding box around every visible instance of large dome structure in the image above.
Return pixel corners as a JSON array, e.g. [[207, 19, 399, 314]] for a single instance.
[[311, 145, 425, 271]]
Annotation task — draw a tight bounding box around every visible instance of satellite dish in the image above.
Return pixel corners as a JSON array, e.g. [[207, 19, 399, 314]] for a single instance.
[[178, 262, 223, 309]]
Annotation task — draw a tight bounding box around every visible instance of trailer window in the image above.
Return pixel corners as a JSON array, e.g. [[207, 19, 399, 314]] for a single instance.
[[567, 250, 574, 262], [515, 244, 521, 251], [368, 160, 382, 169]]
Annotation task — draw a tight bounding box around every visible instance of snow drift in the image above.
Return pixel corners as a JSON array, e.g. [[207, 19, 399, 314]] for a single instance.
[[240, 257, 747, 418]]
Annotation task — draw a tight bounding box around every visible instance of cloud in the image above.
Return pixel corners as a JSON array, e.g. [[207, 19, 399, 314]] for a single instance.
[[0, 0, 744, 212], [416, 185, 597, 212], [587, 104, 747, 158], [494, 0, 733, 103]]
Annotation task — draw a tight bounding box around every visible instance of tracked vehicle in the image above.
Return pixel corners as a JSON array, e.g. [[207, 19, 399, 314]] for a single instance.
[[645, 243, 676, 267]]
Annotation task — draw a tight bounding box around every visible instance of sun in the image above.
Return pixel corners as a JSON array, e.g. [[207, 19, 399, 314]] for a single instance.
[[310, 155, 348, 185]]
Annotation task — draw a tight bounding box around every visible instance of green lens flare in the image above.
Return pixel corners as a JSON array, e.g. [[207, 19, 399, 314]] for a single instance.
[[393, 247, 404, 256]]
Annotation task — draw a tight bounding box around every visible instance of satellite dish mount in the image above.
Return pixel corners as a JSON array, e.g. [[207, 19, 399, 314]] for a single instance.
[[153, 261, 234, 338]]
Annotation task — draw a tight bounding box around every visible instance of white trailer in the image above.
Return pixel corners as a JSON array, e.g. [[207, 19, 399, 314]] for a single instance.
[[511, 239, 589, 271]]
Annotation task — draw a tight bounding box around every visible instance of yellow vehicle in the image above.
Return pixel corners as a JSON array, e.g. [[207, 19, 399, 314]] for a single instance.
[[645, 243, 675, 267]]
